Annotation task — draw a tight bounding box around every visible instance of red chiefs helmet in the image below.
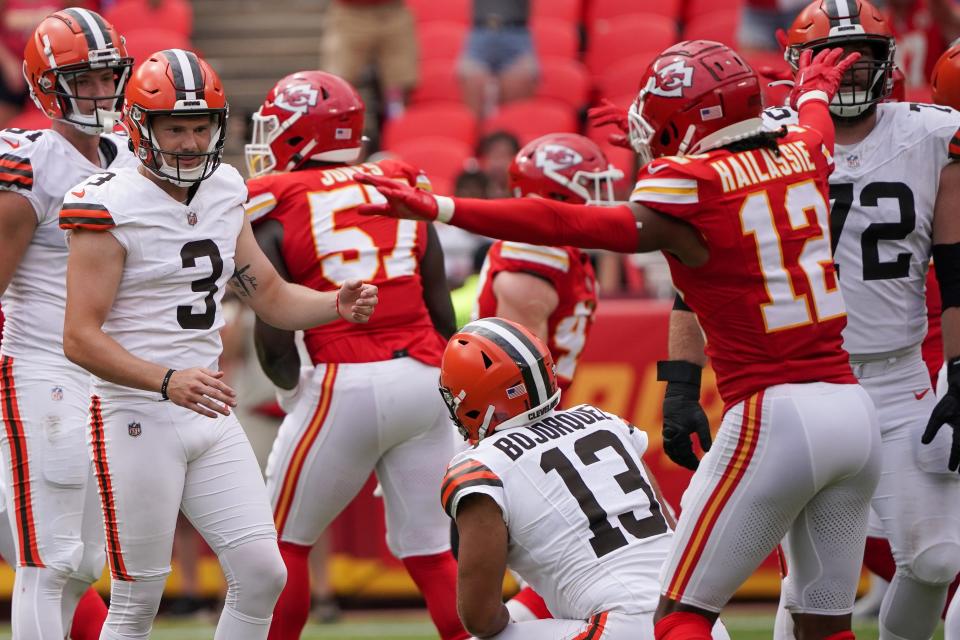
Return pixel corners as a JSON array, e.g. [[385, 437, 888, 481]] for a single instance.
[[932, 43, 960, 110], [628, 40, 763, 164], [23, 8, 132, 134], [440, 318, 560, 443], [784, 0, 895, 118], [508, 133, 623, 204], [122, 49, 228, 186], [245, 70, 365, 178]]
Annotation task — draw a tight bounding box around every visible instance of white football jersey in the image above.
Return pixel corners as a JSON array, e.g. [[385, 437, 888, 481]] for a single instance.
[[762, 102, 960, 356], [443, 405, 672, 619], [0, 127, 136, 367], [60, 164, 247, 401]]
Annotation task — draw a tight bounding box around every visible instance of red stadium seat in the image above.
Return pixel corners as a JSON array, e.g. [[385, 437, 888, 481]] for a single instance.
[[684, 0, 744, 24], [531, 0, 582, 25], [104, 0, 192, 37], [4, 108, 51, 132], [123, 29, 192, 67], [683, 10, 740, 48], [587, 15, 678, 75], [410, 60, 462, 105], [406, 0, 470, 25], [389, 138, 474, 195], [588, 0, 682, 23], [534, 58, 591, 110], [416, 22, 468, 64], [742, 50, 792, 107], [531, 19, 580, 60], [599, 143, 637, 198], [382, 103, 478, 150], [483, 99, 578, 145], [596, 52, 660, 100]]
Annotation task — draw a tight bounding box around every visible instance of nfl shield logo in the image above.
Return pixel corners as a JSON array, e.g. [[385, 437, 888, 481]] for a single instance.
[[846, 154, 860, 169], [50, 386, 63, 401], [127, 422, 141, 437], [186, 211, 198, 226]]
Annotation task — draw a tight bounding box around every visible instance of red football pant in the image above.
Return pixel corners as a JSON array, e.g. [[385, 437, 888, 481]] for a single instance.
[[70, 587, 107, 640]]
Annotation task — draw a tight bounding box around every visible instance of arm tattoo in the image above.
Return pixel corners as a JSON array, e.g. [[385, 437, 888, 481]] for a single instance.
[[229, 264, 258, 297]]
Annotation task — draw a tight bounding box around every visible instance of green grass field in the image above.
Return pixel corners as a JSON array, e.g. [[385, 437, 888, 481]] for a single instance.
[[0, 609, 940, 639]]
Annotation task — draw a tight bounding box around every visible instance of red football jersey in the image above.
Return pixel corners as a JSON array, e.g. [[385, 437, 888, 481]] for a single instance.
[[631, 125, 856, 409], [474, 242, 598, 392], [246, 159, 446, 366], [886, 1, 946, 89]]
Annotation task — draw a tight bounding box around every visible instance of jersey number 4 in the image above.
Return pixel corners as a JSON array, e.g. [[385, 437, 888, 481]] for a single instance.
[[541, 430, 668, 558], [741, 180, 845, 332]]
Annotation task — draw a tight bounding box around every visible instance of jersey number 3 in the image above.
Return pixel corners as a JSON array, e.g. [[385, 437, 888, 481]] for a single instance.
[[541, 430, 668, 558]]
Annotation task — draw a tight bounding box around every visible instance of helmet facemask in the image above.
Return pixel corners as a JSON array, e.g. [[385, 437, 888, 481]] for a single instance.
[[244, 109, 284, 178], [30, 38, 133, 134], [534, 162, 624, 205], [130, 105, 228, 186]]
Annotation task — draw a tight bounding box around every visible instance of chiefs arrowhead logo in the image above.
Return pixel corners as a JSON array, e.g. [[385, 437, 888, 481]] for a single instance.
[[535, 144, 582, 172], [274, 82, 320, 114], [647, 59, 695, 98]]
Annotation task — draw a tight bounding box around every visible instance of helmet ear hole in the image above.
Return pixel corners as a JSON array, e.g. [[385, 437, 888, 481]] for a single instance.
[[458, 339, 469, 345], [465, 410, 481, 419], [287, 136, 303, 147]]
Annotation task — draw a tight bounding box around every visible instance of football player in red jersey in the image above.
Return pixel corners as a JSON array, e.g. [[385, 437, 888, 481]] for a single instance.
[[474, 133, 620, 394], [244, 71, 467, 640], [358, 41, 876, 640]]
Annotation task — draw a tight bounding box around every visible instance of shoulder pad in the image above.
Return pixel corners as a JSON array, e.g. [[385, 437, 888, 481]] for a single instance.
[[440, 454, 503, 518], [497, 242, 571, 274], [59, 171, 117, 231]]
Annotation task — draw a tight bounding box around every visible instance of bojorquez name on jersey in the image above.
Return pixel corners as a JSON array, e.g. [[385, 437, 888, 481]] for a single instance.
[[493, 405, 615, 461]]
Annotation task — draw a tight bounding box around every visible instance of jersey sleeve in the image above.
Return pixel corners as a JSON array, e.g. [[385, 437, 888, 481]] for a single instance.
[[244, 175, 279, 225], [489, 242, 571, 289], [0, 132, 42, 221], [440, 453, 506, 520], [629, 157, 702, 220], [59, 175, 117, 232]]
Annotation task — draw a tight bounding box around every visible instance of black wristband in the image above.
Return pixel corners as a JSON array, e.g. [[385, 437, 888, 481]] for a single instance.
[[657, 360, 702, 386], [160, 369, 175, 400], [947, 357, 960, 388]]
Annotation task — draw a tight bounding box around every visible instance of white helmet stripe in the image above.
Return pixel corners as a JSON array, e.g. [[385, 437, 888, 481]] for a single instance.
[[72, 8, 108, 50], [172, 48, 197, 101], [470, 319, 549, 404]]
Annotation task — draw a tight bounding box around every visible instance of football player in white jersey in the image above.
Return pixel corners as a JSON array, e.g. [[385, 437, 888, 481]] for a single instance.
[[59, 50, 378, 640], [0, 8, 138, 639], [441, 318, 728, 640], [660, 2, 960, 639]]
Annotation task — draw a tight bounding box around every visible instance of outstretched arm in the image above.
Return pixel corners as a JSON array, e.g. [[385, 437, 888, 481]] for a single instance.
[[232, 218, 379, 330], [251, 218, 300, 390]]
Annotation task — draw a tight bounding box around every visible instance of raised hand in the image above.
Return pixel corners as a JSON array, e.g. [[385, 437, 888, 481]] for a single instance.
[[356, 172, 441, 221], [587, 98, 632, 149], [165, 368, 237, 418], [790, 47, 862, 109], [337, 279, 379, 323]]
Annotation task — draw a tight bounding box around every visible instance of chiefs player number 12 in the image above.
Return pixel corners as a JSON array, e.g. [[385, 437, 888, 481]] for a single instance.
[[740, 180, 845, 332], [308, 183, 418, 284]]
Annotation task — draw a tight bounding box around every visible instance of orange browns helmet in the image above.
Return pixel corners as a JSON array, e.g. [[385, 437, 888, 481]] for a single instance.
[[440, 318, 560, 443], [784, 0, 895, 118], [932, 43, 960, 110], [23, 7, 132, 134], [509, 133, 623, 205], [122, 49, 228, 186]]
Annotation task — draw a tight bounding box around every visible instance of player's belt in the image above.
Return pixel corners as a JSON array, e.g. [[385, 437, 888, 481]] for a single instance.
[[392, 349, 409, 359], [848, 344, 919, 364]]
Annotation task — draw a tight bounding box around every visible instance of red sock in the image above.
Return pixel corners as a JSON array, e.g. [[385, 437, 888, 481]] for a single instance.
[[654, 612, 713, 640], [862, 536, 896, 582], [69, 587, 107, 640], [510, 586, 552, 619], [267, 542, 312, 640], [402, 552, 469, 640], [943, 572, 960, 619], [824, 632, 855, 640]]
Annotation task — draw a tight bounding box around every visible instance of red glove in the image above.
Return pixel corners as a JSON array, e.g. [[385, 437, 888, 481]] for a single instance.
[[356, 172, 444, 221], [587, 98, 632, 150], [789, 47, 862, 110], [775, 28, 788, 52]]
